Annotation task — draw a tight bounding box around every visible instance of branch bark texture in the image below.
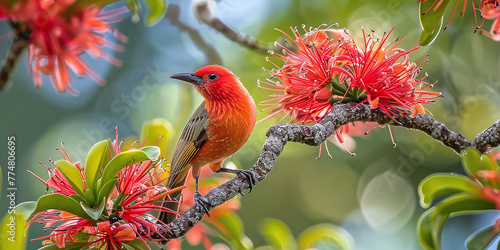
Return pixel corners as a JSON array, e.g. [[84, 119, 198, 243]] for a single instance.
[[154, 102, 499, 241]]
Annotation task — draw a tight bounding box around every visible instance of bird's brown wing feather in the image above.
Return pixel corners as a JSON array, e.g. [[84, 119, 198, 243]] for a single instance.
[[159, 101, 209, 224], [166, 101, 209, 189]]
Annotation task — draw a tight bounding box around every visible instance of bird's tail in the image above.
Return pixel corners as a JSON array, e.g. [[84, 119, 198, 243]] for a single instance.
[[158, 168, 189, 224]]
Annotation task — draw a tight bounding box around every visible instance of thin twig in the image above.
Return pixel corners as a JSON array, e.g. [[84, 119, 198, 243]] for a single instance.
[[0, 35, 28, 91], [193, 1, 273, 54]]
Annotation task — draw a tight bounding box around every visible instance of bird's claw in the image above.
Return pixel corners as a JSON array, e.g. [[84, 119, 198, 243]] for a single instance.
[[238, 169, 255, 193], [194, 191, 210, 217]]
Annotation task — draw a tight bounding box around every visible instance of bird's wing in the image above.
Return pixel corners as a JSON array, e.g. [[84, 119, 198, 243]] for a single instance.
[[166, 101, 209, 188]]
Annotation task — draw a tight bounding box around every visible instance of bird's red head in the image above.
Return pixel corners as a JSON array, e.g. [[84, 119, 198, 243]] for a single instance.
[[171, 65, 250, 103]]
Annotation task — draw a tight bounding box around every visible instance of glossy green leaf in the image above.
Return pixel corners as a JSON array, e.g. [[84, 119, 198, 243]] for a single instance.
[[419, 0, 450, 46], [125, 0, 141, 23], [84, 188, 96, 207], [297, 224, 355, 250], [206, 213, 252, 250], [144, 0, 167, 26], [418, 194, 496, 250], [418, 208, 436, 250], [54, 160, 85, 197], [418, 173, 478, 208], [462, 148, 495, 177], [14, 201, 37, 220], [123, 239, 151, 250], [465, 225, 499, 250], [80, 197, 106, 221], [85, 139, 112, 194], [140, 118, 174, 158], [30, 193, 93, 221], [97, 177, 119, 211], [99, 146, 160, 189], [69, 194, 86, 204], [260, 218, 296, 250], [0, 211, 28, 250]]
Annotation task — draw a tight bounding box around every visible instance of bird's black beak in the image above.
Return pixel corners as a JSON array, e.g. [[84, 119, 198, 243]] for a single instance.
[[170, 72, 205, 85]]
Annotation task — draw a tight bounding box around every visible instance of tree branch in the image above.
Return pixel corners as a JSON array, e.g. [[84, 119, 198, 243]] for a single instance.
[[193, 0, 273, 54], [152, 102, 499, 241]]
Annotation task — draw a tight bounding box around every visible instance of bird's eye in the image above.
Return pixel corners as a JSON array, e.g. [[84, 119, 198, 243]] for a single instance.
[[208, 73, 219, 81]]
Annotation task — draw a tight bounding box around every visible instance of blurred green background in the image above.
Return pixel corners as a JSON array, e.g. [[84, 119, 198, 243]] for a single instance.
[[1, 0, 500, 249]]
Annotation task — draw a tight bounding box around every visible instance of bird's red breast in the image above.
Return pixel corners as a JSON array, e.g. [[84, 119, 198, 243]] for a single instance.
[[189, 65, 256, 168]]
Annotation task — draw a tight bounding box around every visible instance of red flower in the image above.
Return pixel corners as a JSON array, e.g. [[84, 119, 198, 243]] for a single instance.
[[259, 26, 348, 124], [331, 28, 441, 119], [29, 210, 94, 248], [1, 0, 127, 94], [116, 183, 175, 241], [85, 221, 139, 249], [28, 144, 82, 196], [479, 0, 500, 41]]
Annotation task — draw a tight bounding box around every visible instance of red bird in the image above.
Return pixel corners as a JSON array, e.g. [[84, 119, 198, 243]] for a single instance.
[[158, 65, 256, 224]]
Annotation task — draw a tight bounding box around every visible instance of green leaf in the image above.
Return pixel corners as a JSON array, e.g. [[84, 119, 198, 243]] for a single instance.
[[84, 188, 96, 207], [85, 139, 112, 195], [97, 177, 119, 211], [99, 146, 160, 188], [54, 160, 85, 197], [123, 239, 150, 250], [69, 194, 86, 204], [80, 197, 106, 221], [297, 224, 355, 250], [144, 0, 167, 26], [30, 193, 93, 221], [260, 218, 296, 250], [418, 194, 496, 250], [466, 225, 499, 250], [418, 208, 437, 250], [462, 148, 495, 177], [125, 0, 141, 23], [419, 0, 450, 46], [14, 201, 37, 220], [418, 173, 478, 208], [0, 211, 28, 250]]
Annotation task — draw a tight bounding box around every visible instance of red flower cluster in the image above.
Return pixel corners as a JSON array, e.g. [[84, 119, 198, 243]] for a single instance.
[[259, 25, 441, 154], [0, 0, 127, 95], [28, 133, 176, 249], [260, 25, 440, 124]]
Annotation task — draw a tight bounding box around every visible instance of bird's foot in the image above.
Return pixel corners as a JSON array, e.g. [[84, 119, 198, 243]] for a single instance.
[[237, 169, 255, 194], [216, 167, 256, 195], [194, 191, 210, 217]]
